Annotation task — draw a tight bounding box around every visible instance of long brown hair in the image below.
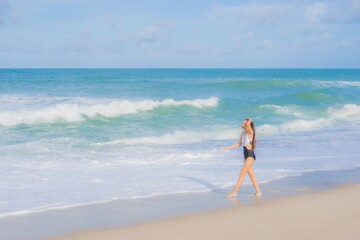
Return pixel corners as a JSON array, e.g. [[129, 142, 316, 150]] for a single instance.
[[245, 118, 256, 150], [250, 121, 256, 150]]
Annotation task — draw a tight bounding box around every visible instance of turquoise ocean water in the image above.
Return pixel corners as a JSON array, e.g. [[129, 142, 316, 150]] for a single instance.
[[1, 69, 360, 216]]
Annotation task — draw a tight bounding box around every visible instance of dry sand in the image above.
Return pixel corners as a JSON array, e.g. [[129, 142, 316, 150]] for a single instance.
[[55, 184, 360, 240]]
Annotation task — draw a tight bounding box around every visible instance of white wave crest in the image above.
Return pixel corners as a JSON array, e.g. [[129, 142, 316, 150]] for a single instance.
[[258, 104, 360, 134], [94, 129, 238, 146], [0, 97, 219, 126], [257, 118, 334, 135], [317, 81, 360, 88], [327, 104, 360, 120], [259, 104, 305, 117]]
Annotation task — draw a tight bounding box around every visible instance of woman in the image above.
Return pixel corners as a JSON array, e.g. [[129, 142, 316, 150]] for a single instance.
[[221, 118, 262, 198]]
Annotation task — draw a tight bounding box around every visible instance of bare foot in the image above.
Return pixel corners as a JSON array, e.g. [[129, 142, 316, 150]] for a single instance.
[[255, 192, 262, 197], [226, 192, 237, 198]]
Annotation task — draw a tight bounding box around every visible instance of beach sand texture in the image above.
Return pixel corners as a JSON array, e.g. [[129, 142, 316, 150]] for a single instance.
[[56, 184, 360, 240]]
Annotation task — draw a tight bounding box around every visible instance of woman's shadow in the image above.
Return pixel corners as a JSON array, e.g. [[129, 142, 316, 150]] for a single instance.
[[180, 176, 227, 195]]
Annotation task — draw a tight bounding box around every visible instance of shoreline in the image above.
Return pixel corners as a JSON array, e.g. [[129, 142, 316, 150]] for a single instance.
[[2, 166, 359, 219], [55, 183, 360, 240], [0, 167, 359, 240]]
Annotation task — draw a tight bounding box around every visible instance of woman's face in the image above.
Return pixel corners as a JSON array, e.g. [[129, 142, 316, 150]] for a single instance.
[[241, 120, 248, 130]]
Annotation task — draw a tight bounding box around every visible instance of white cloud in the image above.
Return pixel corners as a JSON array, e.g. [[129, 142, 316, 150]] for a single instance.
[[339, 40, 350, 47], [209, 3, 291, 27], [338, 35, 360, 50], [117, 32, 128, 45], [135, 20, 176, 57], [347, 0, 360, 23], [61, 42, 90, 53], [156, 20, 175, 28], [297, 32, 331, 47], [207, 1, 349, 34], [304, 2, 327, 25], [137, 20, 175, 44], [59, 30, 95, 53], [233, 31, 255, 47], [306, 33, 331, 45], [302, 1, 346, 27], [180, 43, 210, 55], [138, 25, 161, 43], [259, 39, 273, 49], [0, 0, 9, 25]]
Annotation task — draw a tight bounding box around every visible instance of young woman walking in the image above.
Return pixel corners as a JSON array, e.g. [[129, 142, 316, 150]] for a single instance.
[[221, 118, 262, 198]]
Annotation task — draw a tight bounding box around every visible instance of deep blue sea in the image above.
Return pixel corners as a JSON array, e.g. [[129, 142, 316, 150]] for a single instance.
[[1, 69, 360, 217]]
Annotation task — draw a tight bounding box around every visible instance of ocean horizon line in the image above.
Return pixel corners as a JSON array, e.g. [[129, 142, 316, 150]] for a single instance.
[[1, 67, 360, 70]]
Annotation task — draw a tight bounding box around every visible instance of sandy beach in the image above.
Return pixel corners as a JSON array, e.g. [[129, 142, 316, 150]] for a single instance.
[[55, 183, 360, 240]]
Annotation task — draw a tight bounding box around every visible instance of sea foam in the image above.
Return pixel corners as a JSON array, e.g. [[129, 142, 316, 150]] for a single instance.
[[94, 129, 238, 146]]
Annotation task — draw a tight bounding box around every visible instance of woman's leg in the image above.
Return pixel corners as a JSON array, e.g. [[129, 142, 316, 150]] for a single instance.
[[227, 157, 255, 198], [247, 166, 262, 196]]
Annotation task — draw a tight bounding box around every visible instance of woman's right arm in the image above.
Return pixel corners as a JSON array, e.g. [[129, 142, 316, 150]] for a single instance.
[[221, 132, 243, 151]]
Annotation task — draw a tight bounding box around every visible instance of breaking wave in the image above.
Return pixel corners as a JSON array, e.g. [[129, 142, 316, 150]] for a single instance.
[[0, 97, 219, 126]]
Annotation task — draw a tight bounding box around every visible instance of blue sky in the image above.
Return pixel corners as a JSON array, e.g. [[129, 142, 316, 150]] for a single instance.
[[0, 0, 359, 68]]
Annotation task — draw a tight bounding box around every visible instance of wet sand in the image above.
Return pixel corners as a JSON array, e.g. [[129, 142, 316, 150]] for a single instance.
[[56, 183, 360, 240]]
